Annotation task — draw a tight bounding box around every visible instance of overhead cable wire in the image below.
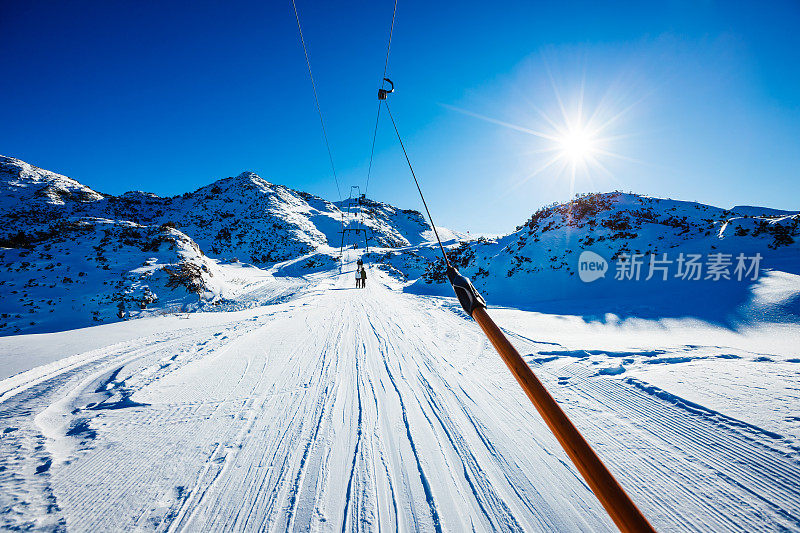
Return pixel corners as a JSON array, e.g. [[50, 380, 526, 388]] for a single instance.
[[384, 93, 656, 533], [290, 0, 342, 201], [383, 100, 451, 267], [364, 0, 399, 197], [351, 4, 656, 530]]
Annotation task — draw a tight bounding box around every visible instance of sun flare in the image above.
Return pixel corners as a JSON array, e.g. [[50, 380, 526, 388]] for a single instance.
[[557, 128, 597, 163], [441, 69, 640, 200]]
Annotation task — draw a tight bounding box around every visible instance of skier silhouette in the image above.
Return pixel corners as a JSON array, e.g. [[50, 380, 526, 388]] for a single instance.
[[355, 267, 361, 288], [360, 266, 367, 288]]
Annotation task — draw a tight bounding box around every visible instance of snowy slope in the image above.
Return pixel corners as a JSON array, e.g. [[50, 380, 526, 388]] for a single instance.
[[0, 156, 456, 334], [409, 191, 800, 323], [4, 154, 798, 334], [1, 263, 799, 532], [334, 196, 461, 248], [3, 156, 800, 532], [0, 157, 105, 244], [0, 218, 228, 334]]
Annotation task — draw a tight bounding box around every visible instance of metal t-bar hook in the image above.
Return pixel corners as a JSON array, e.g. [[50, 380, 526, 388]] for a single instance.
[[378, 78, 394, 100]]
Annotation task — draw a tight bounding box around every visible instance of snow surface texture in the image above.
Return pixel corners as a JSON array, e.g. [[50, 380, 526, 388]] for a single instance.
[[1, 156, 800, 531], [2, 260, 800, 532]]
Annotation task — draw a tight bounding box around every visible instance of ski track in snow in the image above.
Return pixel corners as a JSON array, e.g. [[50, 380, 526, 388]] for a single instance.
[[1, 261, 800, 532]]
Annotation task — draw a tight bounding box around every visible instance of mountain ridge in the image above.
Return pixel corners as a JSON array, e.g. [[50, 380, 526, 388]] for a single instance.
[[2, 154, 799, 335], [0, 155, 458, 334], [400, 190, 800, 325], [0, 155, 456, 257]]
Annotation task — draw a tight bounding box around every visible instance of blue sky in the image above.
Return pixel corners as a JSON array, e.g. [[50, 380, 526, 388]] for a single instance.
[[2, 0, 799, 234]]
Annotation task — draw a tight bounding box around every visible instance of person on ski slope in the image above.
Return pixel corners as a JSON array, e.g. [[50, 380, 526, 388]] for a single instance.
[[355, 267, 361, 288], [360, 266, 367, 288]]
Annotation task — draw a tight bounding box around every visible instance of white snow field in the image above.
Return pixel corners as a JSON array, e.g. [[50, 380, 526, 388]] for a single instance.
[[2, 258, 800, 532]]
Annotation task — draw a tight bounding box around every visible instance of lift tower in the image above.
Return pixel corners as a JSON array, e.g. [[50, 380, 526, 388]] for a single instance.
[[340, 186, 370, 256]]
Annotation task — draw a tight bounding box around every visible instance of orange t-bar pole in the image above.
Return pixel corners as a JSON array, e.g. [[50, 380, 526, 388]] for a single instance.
[[471, 306, 656, 532]]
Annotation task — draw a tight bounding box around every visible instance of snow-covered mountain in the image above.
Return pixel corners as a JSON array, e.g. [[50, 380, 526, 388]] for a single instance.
[[405, 191, 800, 323], [0, 156, 454, 262], [4, 156, 800, 532], [0, 155, 460, 334], [0, 218, 226, 332], [2, 155, 798, 335]]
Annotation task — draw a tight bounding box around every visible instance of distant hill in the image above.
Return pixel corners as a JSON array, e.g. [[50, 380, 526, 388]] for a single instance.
[[0, 155, 459, 262], [400, 191, 800, 324], [1, 155, 798, 334], [0, 155, 459, 334]]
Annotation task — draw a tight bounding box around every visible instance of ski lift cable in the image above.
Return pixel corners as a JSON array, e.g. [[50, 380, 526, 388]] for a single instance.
[[364, 103, 382, 198], [380, 85, 656, 533], [290, 0, 343, 202], [383, 100, 450, 267], [364, 0, 398, 198], [289, 0, 656, 528]]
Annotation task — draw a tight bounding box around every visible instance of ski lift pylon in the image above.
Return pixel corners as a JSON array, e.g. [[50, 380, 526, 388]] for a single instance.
[[339, 185, 370, 257]]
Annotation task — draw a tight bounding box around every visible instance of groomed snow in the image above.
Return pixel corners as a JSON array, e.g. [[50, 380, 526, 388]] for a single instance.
[[2, 256, 799, 532]]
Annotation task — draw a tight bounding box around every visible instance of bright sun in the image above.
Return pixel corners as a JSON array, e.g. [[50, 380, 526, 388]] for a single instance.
[[558, 128, 597, 163], [441, 74, 636, 199]]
